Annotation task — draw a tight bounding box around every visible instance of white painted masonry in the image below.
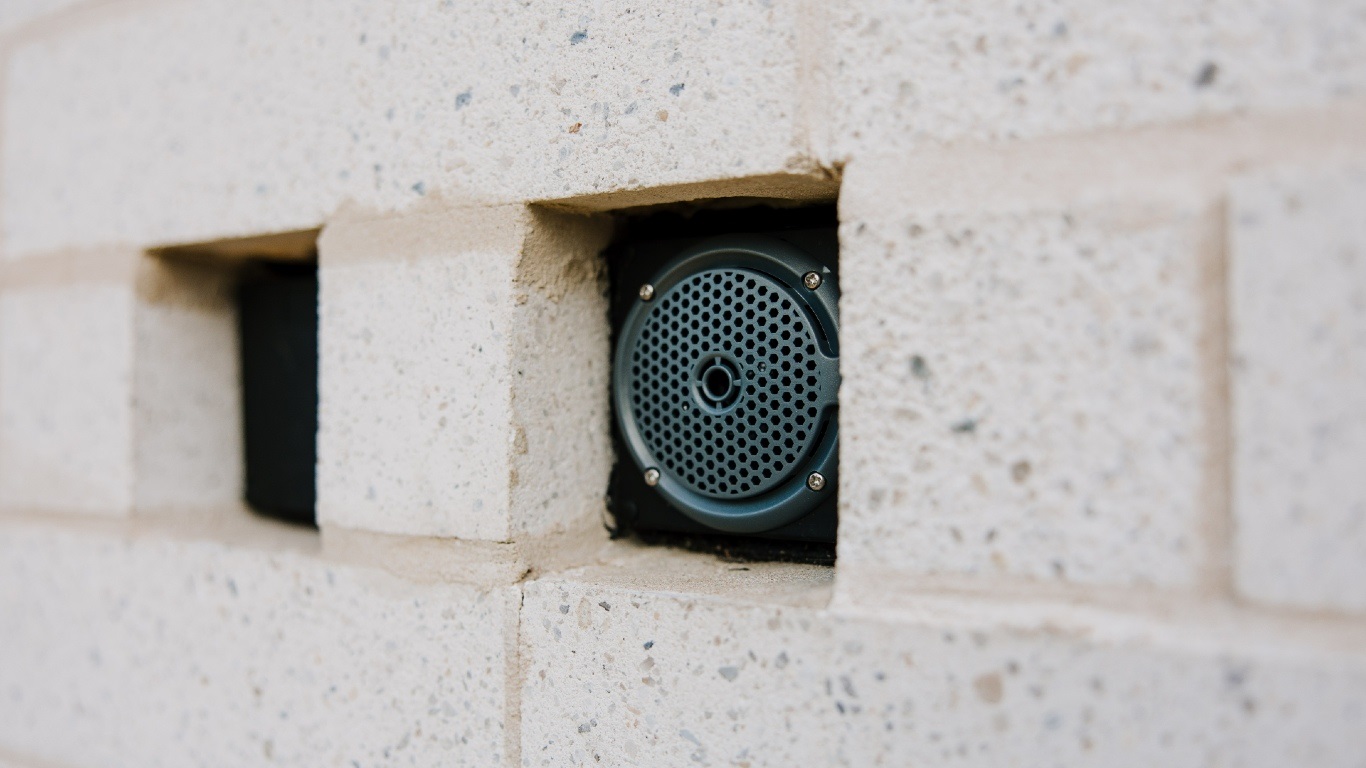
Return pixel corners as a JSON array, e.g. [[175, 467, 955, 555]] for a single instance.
[[2, 1, 1365, 766]]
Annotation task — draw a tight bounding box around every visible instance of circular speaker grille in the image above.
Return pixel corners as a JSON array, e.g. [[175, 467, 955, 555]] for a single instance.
[[628, 268, 825, 499], [614, 234, 840, 534]]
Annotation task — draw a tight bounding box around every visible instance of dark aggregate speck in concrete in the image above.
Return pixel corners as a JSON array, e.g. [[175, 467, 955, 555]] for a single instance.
[[1194, 62, 1219, 87]]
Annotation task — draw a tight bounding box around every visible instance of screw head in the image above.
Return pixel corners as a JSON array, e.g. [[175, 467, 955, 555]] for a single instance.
[[639, 283, 656, 301], [802, 271, 823, 290], [643, 468, 661, 487], [806, 471, 826, 491]]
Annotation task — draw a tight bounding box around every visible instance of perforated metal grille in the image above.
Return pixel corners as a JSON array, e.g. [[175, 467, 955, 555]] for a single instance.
[[628, 268, 828, 498]]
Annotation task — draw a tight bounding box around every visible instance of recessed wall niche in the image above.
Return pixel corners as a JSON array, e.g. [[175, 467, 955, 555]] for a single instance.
[[145, 229, 319, 526]]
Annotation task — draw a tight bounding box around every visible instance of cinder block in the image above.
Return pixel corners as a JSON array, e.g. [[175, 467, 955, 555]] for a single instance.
[[0, 519, 517, 767], [1230, 164, 1366, 613], [835, 156, 1216, 589], [3, 0, 810, 258], [823, 608, 1366, 767], [0, 254, 254, 517], [317, 204, 612, 541], [819, 0, 1366, 161], [132, 257, 243, 513], [519, 551, 835, 766], [521, 555, 1366, 766], [507, 209, 616, 539], [0, 281, 135, 514], [0, 0, 81, 37]]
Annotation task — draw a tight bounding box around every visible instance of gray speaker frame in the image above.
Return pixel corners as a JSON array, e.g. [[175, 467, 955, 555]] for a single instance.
[[612, 234, 840, 534]]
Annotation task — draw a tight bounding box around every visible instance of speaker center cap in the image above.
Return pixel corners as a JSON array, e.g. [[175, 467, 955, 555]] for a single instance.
[[695, 355, 741, 410]]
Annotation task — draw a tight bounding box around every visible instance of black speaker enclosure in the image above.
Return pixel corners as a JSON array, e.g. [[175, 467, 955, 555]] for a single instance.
[[238, 264, 318, 525], [608, 223, 839, 543]]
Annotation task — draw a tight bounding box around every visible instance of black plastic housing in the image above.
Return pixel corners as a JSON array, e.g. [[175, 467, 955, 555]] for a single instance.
[[238, 264, 318, 525], [606, 205, 839, 550]]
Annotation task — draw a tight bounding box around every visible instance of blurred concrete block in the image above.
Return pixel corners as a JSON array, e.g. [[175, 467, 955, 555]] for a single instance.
[[1230, 164, 1366, 613], [520, 548, 1366, 765], [0, 519, 518, 767], [0, 276, 135, 514], [836, 154, 1216, 590], [317, 205, 612, 541], [820, 0, 1366, 160]]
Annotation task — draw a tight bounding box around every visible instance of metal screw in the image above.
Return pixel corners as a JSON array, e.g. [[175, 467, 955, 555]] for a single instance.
[[643, 468, 661, 487], [639, 284, 656, 301], [806, 472, 826, 491], [802, 271, 823, 290]]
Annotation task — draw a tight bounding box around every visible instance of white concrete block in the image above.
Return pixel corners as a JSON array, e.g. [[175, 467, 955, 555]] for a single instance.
[[823, 610, 1366, 767], [0, 0, 81, 38], [3, 0, 809, 258], [317, 205, 611, 541], [820, 0, 1366, 160], [0, 255, 253, 517], [521, 555, 1366, 766], [507, 210, 615, 539], [835, 158, 1215, 589], [0, 282, 134, 514], [318, 208, 522, 540], [520, 551, 835, 767], [132, 258, 243, 513], [1230, 164, 1366, 613], [0, 518, 517, 767]]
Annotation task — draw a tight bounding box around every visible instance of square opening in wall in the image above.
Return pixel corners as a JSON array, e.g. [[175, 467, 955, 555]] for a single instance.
[[149, 230, 319, 527], [605, 203, 840, 560]]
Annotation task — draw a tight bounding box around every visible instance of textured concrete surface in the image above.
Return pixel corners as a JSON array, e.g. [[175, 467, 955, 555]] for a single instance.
[[0, 282, 134, 514], [0, 517, 517, 768], [317, 206, 525, 540], [506, 209, 614, 538], [0, 0, 82, 37], [0, 255, 250, 518], [2, 0, 813, 258], [4, 0, 1366, 765], [132, 257, 243, 514], [521, 550, 1366, 767], [1230, 164, 1366, 613], [317, 205, 612, 541], [821, 0, 1366, 159], [836, 156, 1215, 590]]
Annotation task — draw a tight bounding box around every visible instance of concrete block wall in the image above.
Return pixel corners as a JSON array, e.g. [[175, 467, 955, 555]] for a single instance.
[[1, 1, 1364, 766], [1229, 163, 1366, 613]]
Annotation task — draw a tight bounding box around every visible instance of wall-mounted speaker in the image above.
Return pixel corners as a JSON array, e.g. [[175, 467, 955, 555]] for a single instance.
[[608, 211, 839, 545]]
